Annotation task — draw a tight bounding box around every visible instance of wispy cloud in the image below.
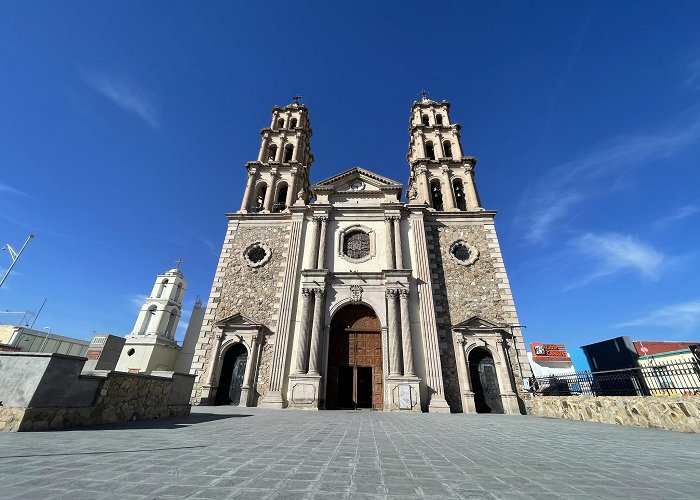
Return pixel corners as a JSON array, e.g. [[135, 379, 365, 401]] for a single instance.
[[568, 232, 664, 287], [614, 298, 700, 331], [652, 205, 699, 229], [128, 294, 149, 311], [0, 183, 28, 197], [80, 69, 160, 128]]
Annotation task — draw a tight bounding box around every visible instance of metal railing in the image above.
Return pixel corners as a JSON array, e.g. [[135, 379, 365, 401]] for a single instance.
[[532, 360, 700, 397], [272, 202, 287, 213]]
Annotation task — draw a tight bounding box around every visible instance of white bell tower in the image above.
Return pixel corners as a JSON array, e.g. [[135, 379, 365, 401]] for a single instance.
[[115, 265, 187, 374]]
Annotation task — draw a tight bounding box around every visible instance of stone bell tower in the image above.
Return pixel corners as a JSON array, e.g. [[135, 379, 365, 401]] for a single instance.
[[239, 96, 314, 213], [406, 91, 482, 211]]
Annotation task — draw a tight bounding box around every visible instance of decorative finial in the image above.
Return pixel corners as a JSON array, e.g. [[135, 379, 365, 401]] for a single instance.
[[293, 94, 302, 104], [175, 257, 184, 270], [420, 89, 429, 101]]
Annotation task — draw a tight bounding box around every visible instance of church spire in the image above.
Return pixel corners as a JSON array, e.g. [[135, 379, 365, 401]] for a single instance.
[[406, 93, 482, 211], [239, 97, 314, 213]]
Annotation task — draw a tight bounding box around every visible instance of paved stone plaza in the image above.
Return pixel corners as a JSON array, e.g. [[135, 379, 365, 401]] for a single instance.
[[1, 406, 698, 499]]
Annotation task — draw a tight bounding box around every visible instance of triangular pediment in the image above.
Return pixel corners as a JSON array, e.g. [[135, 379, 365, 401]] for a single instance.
[[214, 313, 262, 328], [453, 316, 503, 330], [313, 167, 402, 191]]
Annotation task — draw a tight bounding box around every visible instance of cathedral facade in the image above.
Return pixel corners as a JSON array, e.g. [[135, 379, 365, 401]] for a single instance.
[[189, 95, 532, 413]]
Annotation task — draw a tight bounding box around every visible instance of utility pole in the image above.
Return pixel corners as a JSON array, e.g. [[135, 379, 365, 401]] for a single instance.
[[1, 234, 34, 289]]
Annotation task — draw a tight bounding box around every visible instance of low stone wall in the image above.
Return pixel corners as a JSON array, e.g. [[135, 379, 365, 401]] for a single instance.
[[0, 352, 194, 432], [531, 396, 700, 433]]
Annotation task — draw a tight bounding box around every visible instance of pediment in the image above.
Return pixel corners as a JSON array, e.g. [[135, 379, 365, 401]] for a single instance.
[[313, 167, 402, 192], [453, 316, 503, 330], [214, 313, 262, 329], [312, 167, 403, 205]]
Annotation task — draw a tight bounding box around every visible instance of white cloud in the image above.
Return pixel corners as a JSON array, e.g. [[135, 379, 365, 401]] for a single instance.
[[568, 232, 664, 287], [128, 294, 148, 311], [614, 299, 700, 331], [652, 205, 699, 229], [81, 70, 160, 128], [0, 183, 27, 197]]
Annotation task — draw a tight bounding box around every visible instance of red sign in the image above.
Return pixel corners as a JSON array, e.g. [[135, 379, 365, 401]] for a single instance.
[[86, 348, 102, 360], [530, 342, 570, 362]]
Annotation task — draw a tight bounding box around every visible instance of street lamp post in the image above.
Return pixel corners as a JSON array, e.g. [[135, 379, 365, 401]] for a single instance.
[[39, 326, 51, 353]]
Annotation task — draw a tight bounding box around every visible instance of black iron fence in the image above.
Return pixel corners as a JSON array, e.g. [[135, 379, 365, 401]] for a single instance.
[[532, 360, 700, 397]]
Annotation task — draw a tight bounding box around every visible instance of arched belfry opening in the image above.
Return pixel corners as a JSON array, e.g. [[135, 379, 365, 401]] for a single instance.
[[468, 348, 505, 414], [326, 304, 383, 410], [215, 343, 248, 405]]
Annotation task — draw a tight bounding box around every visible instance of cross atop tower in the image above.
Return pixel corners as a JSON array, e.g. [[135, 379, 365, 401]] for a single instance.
[[293, 94, 302, 104], [420, 89, 429, 101], [175, 257, 184, 270]]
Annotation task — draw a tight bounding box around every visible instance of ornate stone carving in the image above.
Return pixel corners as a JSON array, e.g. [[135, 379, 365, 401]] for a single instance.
[[398, 289, 409, 299], [301, 288, 313, 298], [242, 242, 273, 268], [385, 288, 399, 299], [311, 287, 325, 296], [406, 186, 417, 200], [350, 284, 363, 303], [448, 240, 480, 267]]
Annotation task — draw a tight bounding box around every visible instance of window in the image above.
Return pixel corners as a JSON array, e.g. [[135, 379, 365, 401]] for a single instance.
[[141, 305, 157, 334], [268, 144, 277, 161], [436, 114, 443, 125], [277, 118, 285, 129], [430, 180, 443, 211], [448, 240, 480, 266], [273, 184, 287, 213], [443, 141, 452, 158], [127, 348, 135, 356], [425, 142, 435, 160], [290, 118, 297, 129], [157, 279, 168, 298], [453, 179, 467, 211], [343, 230, 370, 260], [284, 145, 294, 162], [165, 310, 177, 338], [242, 242, 272, 268], [250, 183, 267, 212], [422, 114, 430, 126], [452, 243, 470, 261]]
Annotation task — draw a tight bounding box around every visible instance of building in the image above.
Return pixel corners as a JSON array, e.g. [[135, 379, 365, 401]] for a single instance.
[[581, 336, 639, 372], [0, 325, 88, 356], [82, 334, 126, 371], [189, 94, 532, 413], [527, 342, 575, 378]]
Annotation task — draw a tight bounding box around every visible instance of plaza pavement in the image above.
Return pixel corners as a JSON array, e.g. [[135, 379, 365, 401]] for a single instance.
[[0, 405, 698, 499]]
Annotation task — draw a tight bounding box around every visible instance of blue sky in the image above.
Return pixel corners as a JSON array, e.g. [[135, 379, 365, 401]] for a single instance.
[[2, 1, 699, 370]]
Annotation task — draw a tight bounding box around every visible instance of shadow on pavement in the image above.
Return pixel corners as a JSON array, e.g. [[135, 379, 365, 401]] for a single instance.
[[60, 412, 253, 431]]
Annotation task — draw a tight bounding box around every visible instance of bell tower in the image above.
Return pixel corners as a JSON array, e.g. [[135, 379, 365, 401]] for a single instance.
[[239, 95, 314, 213], [406, 91, 482, 211]]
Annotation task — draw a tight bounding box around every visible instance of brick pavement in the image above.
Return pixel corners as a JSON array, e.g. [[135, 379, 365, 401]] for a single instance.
[[0, 406, 698, 499]]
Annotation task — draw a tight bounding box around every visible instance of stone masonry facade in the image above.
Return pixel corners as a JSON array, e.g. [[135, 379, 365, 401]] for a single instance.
[[191, 221, 289, 404]]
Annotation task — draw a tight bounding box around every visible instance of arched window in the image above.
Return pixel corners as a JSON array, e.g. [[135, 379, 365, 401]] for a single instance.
[[453, 178, 467, 211], [277, 118, 285, 129], [290, 118, 297, 129], [174, 283, 182, 302], [165, 310, 177, 338], [141, 305, 157, 334], [443, 141, 453, 158], [268, 144, 277, 161], [436, 114, 443, 125], [430, 180, 444, 211], [284, 145, 294, 162], [425, 141, 435, 160], [251, 183, 267, 212], [273, 183, 288, 213], [422, 114, 430, 126], [157, 279, 168, 299]]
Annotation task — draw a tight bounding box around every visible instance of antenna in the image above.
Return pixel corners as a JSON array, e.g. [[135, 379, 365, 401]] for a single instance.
[[1, 234, 34, 289]]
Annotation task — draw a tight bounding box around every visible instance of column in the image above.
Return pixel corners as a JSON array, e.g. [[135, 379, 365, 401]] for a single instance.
[[285, 168, 298, 209], [398, 290, 415, 376], [240, 170, 257, 212], [276, 138, 286, 162], [384, 216, 395, 269], [257, 135, 269, 161], [440, 166, 456, 211], [392, 216, 403, 269], [465, 165, 481, 210], [263, 170, 278, 212], [308, 288, 325, 375], [306, 216, 321, 269], [205, 333, 224, 388], [316, 216, 328, 269], [386, 289, 402, 376], [293, 288, 314, 374], [416, 166, 430, 205]]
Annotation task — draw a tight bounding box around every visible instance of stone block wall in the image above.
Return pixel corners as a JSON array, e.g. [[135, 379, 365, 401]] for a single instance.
[[531, 396, 700, 433], [191, 220, 290, 404]]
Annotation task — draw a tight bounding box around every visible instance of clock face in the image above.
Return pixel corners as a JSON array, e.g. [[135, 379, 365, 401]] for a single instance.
[[349, 180, 364, 191]]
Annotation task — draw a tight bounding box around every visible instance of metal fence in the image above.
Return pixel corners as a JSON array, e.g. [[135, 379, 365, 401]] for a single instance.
[[532, 360, 700, 397]]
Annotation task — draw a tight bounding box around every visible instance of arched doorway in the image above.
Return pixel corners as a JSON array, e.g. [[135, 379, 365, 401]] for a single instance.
[[215, 343, 248, 405], [468, 348, 505, 414], [326, 304, 383, 410]]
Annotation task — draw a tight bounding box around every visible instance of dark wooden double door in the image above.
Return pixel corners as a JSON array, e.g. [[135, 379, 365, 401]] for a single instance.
[[326, 305, 383, 410]]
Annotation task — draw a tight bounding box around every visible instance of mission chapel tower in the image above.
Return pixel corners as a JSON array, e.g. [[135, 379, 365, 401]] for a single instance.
[[189, 94, 532, 413]]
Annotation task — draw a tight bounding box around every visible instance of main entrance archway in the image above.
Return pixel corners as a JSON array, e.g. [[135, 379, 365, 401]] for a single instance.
[[326, 304, 383, 410], [215, 343, 248, 405], [469, 347, 505, 414]]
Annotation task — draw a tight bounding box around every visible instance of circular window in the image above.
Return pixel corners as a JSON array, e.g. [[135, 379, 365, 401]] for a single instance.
[[242, 242, 272, 268], [449, 240, 479, 266], [343, 230, 370, 260]]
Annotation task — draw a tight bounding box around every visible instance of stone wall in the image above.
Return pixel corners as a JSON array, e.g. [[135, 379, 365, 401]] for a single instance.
[[531, 396, 700, 433], [0, 353, 194, 432], [426, 219, 531, 412], [253, 343, 274, 403], [191, 220, 289, 404]]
